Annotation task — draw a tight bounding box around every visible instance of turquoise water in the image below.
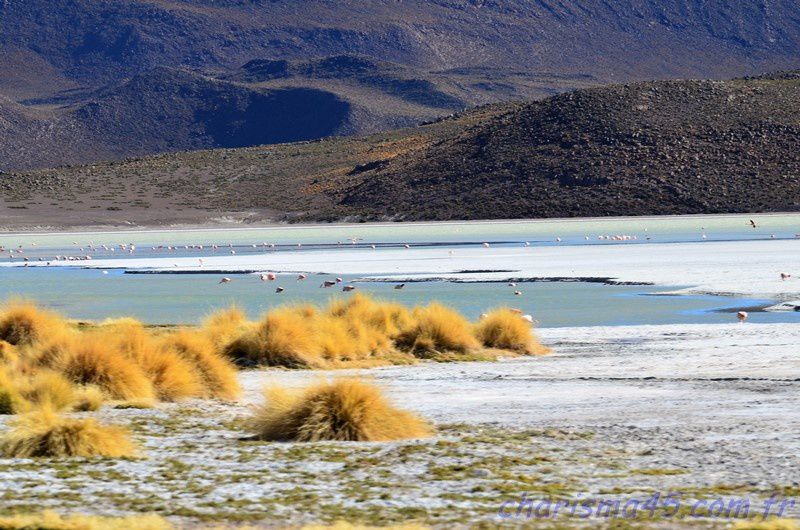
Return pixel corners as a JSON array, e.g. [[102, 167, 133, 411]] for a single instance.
[[0, 267, 793, 327], [1, 214, 799, 327]]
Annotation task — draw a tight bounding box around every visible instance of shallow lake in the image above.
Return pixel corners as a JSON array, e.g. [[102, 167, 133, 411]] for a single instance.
[[2, 214, 799, 326]]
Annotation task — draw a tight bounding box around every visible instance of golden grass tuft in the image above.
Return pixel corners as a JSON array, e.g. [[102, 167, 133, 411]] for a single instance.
[[0, 367, 23, 415], [203, 305, 249, 350], [0, 510, 170, 529], [0, 300, 68, 346], [72, 385, 105, 412], [396, 303, 479, 356], [226, 307, 321, 368], [0, 407, 136, 458], [0, 340, 18, 365], [475, 308, 550, 355], [247, 378, 432, 442], [17, 370, 77, 411], [164, 330, 241, 400], [56, 335, 155, 401]]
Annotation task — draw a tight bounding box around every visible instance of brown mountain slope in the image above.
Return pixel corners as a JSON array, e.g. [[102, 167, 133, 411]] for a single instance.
[[1, 74, 799, 229], [2, 1, 800, 171]]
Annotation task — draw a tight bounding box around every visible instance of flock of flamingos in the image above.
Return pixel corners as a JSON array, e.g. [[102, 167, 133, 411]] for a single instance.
[[0, 218, 795, 325]]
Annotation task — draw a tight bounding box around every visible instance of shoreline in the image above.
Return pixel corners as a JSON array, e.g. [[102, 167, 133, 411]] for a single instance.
[[2, 211, 799, 237]]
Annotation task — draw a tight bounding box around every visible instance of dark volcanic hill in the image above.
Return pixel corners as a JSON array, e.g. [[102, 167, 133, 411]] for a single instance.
[[1, 0, 800, 170], [2, 74, 799, 229], [341, 72, 800, 220]]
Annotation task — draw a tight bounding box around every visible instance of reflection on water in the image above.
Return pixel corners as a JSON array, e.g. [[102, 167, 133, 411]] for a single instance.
[[0, 268, 793, 327]]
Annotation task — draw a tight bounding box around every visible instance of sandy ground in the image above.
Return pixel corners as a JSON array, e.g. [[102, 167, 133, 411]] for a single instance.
[[1, 323, 797, 528]]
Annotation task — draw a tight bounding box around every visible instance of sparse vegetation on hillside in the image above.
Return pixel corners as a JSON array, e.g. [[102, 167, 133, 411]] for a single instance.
[[3, 74, 800, 227]]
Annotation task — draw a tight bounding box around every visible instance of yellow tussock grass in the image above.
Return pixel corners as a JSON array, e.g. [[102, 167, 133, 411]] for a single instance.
[[56, 335, 155, 401], [0, 340, 18, 365], [0, 300, 69, 346], [0, 367, 23, 415], [396, 303, 479, 356], [203, 305, 249, 349], [72, 385, 105, 411], [0, 510, 170, 529], [0, 407, 136, 458], [328, 294, 414, 338], [475, 308, 550, 355], [163, 331, 240, 400], [227, 307, 320, 368], [17, 370, 77, 411], [248, 378, 432, 442], [733, 519, 799, 530]]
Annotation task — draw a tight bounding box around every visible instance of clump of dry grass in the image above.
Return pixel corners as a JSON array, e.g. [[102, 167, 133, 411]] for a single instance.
[[0, 340, 18, 364], [164, 331, 240, 400], [396, 303, 480, 356], [16, 370, 77, 411], [0, 510, 170, 529], [55, 335, 155, 401], [0, 367, 23, 415], [72, 385, 105, 412], [247, 378, 432, 442], [475, 308, 550, 355], [0, 300, 68, 346], [226, 307, 321, 368], [203, 305, 249, 350], [0, 407, 136, 458]]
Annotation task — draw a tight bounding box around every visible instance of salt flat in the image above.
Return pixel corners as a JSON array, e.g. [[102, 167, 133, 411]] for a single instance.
[[1, 323, 796, 526]]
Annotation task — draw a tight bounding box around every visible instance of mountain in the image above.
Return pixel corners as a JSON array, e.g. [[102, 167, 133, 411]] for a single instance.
[[2, 74, 799, 229], [1, 1, 800, 170], [340, 72, 800, 220]]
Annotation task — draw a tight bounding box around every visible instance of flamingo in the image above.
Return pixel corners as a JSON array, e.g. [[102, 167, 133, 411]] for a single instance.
[[297, 274, 307, 281], [508, 282, 517, 287], [780, 273, 791, 281], [749, 219, 757, 228], [343, 285, 356, 292], [321, 280, 336, 288], [275, 286, 285, 293], [403, 244, 410, 249], [394, 283, 405, 290], [335, 277, 343, 283], [483, 242, 490, 248], [513, 291, 522, 296], [737, 311, 748, 323], [521, 314, 535, 324], [219, 277, 232, 285]]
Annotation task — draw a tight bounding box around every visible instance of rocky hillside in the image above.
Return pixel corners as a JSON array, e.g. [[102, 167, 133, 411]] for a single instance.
[[2, 74, 799, 229], [341, 72, 800, 220], [1, 0, 799, 170]]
